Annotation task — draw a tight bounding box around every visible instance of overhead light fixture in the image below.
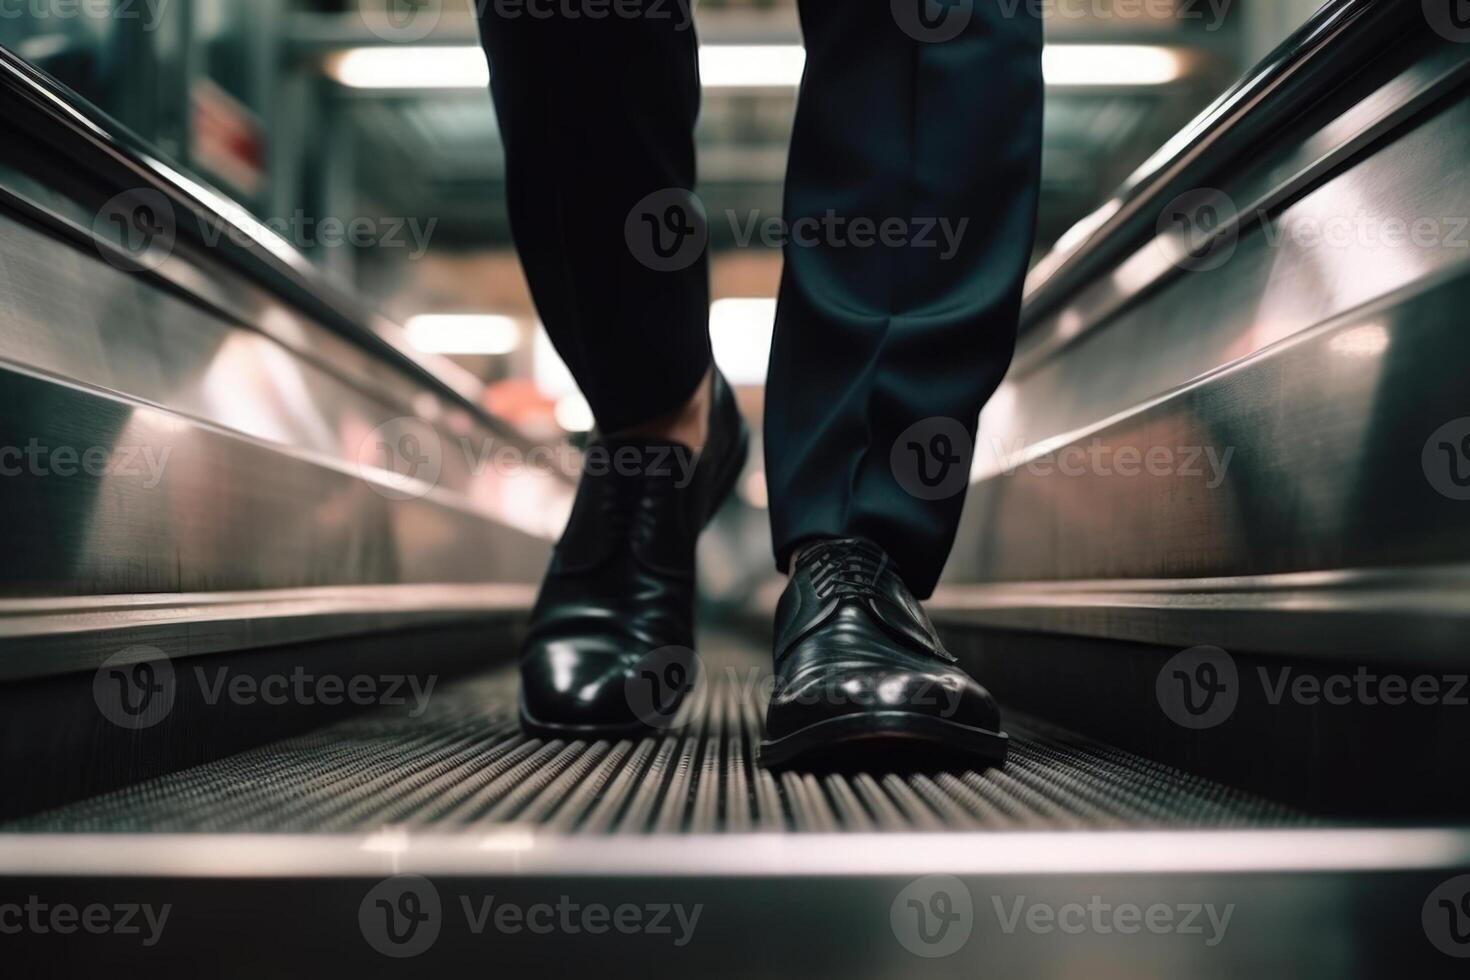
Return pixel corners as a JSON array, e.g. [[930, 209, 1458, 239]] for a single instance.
[[327, 46, 490, 90], [554, 393, 595, 433], [700, 45, 807, 88], [327, 43, 1184, 92], [406, 314, 521, 355], [1043, 45, 1186, 87], [710, 298, 777, 385]]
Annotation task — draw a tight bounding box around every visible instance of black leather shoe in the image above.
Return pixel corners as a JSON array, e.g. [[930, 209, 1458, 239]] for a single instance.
[[760, 539, 1008, 768], [519, 370, 748, 738]]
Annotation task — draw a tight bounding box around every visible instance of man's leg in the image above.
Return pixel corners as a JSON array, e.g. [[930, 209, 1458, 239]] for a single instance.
[[479, 3, 749, 737], [478, 0, 710, 432], [766, 0, 1045, 599], [760, 0, 1043, 768]]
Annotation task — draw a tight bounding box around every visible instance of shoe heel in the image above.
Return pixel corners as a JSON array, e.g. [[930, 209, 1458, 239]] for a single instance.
[[705, 423, 750, 528]]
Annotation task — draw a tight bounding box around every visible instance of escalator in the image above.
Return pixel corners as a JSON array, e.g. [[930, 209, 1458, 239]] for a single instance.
[[3, 1, 1470, 976], [12, 636, 1308, 835]]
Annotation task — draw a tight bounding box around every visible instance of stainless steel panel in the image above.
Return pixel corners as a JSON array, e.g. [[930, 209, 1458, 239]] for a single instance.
[[950, 268, 1470, 584], [0, 584, 536, 682], [3, 832, 1467, 978], [942, 68, 1470, 663], [0, 358, 553, 596], [0, 207, 572, 537], [1021, 0, 1418, 321], [979, 89, 1470, 466], [1015, 39, 1470, 379], [932, 564, 1470, 667]]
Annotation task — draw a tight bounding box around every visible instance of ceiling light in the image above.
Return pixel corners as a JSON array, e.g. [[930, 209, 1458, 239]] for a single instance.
[[710, 298, 777, 385], [1043, 45, 1186, 87], [406, 315, 521, 355], [554, 394, 595, 433], [700, 45, 806, 88], [327, 46, 490, 90], [327, 43, 1185, 92]]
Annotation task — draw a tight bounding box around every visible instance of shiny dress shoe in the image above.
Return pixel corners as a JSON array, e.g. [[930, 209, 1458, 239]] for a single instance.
[[760, 539, 1008, 768], [519, 370, 748, 738]]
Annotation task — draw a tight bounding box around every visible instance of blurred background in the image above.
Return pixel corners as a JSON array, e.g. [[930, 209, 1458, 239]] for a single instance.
[[0, 0, 1325, 584]]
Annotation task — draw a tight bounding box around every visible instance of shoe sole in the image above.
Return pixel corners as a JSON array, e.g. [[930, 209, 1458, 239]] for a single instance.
[[759, 711, 1009, 770], [516, 422, 750, 741], [517, 698, 670, 741]]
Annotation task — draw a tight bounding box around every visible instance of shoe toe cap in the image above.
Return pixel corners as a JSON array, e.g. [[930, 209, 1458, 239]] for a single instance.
[[770, 662, 999, 738], [520, 638, 700, 733]]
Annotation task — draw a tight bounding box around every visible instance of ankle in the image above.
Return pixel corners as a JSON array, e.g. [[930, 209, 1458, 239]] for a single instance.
[[612, 369, 713, 451]]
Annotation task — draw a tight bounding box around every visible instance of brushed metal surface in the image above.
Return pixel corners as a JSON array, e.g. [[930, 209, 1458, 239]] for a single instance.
[[942, 51, 1470, 666], [982, 86, 1470, 473], [0, 359, 550, 594], [1016, 37, 1470, 379], [0, 62, 567, 674], [2, 832, 1466, 978], [931, 564, 1470, 666], [1021, 0, 1419, 321], [953, 266, 1470, 582]]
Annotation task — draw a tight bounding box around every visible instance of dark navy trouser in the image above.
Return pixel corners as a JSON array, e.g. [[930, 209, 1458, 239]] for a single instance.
[[478, 0, 1044, 597]]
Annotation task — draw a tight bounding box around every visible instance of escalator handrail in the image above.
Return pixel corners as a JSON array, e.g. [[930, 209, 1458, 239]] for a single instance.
[[1021, 0, 1422, 328], [0, 44, 514, 443]]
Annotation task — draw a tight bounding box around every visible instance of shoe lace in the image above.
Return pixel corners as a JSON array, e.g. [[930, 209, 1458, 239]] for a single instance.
[[586, 454, 678, 549], [806, 540, 891, 601]]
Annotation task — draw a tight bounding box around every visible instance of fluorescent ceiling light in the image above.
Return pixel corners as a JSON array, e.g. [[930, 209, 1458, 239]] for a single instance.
[[554, 393, 595, 433], [327, 43, 1183, 91], [406, 314, 521, 355], [328, 46, 490, 90], [1043, 45, 1185, 87], [710, 298, 776, 385], [700, 45, 806, 88]]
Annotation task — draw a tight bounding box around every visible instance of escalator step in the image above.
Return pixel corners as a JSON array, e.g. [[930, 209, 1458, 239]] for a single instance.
[[16, 659, 1308, 833]]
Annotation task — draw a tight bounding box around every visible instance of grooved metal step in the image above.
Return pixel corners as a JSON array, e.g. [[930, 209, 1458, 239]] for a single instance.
[[16, 643, 1306, 833]]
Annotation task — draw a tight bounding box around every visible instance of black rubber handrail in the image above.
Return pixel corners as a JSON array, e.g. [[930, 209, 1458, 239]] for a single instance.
[[1021, 0, 1424, 328], [0, 43, 513, 439]]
